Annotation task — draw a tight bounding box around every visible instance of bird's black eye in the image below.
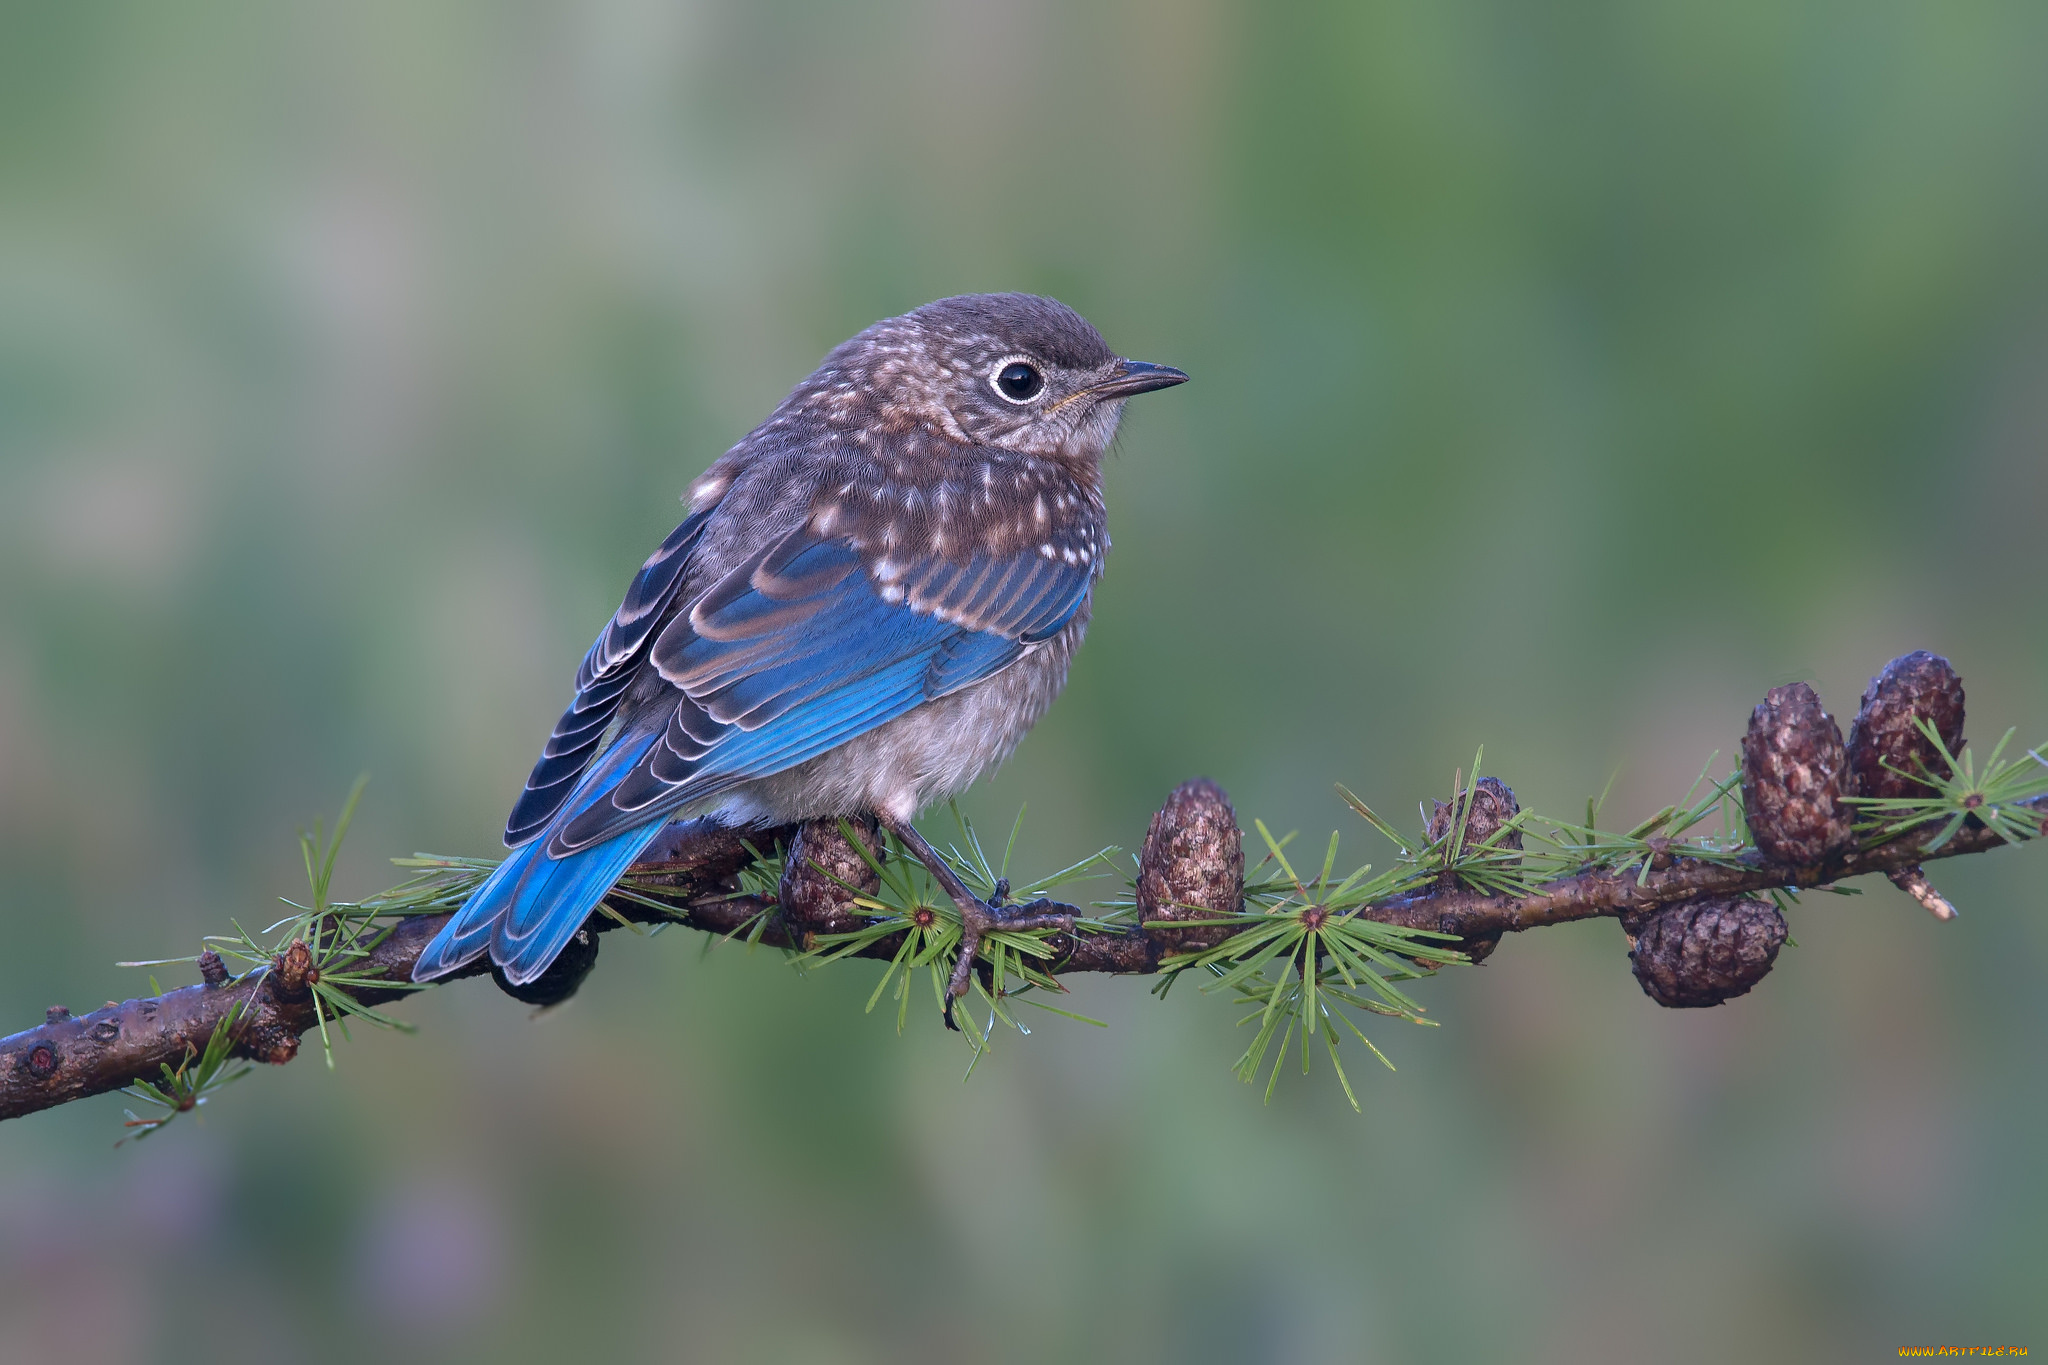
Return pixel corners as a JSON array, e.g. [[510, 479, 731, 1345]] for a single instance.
[[993, 360, 1044, 403]]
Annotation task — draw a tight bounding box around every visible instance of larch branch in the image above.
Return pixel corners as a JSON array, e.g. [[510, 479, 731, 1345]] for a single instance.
[[5, 792, 2039, 1126]]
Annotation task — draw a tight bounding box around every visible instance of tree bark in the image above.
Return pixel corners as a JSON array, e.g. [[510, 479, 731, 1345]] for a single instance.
[[3, 796, 2041, 1125]]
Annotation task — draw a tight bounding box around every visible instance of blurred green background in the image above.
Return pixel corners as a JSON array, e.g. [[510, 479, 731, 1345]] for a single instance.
[[3, 2, 2046, 1361]]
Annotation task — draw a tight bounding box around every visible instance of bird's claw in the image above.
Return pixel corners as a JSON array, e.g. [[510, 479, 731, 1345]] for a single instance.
[[941, 890, 1073, 1030], [868, 810, 1075, 1031]]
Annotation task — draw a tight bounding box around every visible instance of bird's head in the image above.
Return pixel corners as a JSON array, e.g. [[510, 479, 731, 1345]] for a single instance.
[[805, 293, 1187, 461]]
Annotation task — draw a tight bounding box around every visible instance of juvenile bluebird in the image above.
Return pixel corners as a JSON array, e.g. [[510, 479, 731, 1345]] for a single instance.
[[413, 294, 1186, 1012]]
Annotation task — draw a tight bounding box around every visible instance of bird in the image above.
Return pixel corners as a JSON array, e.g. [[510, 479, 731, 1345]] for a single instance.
[[412, 293, 1187, 1013]]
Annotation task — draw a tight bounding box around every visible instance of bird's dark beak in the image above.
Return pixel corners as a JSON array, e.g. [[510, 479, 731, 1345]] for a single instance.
[[1090, 359, 1189, 399]]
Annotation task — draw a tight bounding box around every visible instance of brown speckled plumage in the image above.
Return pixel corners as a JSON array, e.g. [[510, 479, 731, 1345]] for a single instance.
[[415, 293, 1187, 988]]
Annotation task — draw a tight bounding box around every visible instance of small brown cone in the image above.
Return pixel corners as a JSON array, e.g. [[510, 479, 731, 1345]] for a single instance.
[[778, 816, 883, 946], [1623, 894, 1787, 1008], [1138, 779, 1245, 953], [1846, 651, 1965, 800], [1741, 682, 1853, 865], [1423, 776, 1521, 964], [1425, 777, 1522, 860]]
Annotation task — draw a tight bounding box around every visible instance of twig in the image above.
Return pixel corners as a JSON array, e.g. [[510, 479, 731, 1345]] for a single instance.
[[4, 793, 2038, 1126]]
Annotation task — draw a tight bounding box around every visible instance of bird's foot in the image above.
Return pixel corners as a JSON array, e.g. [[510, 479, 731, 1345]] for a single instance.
[[870, 814, 1075, 1031], [942, 877, 1073, 1031]]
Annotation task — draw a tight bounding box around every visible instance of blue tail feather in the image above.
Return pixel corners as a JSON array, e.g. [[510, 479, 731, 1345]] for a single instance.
[[490, 821, 667, 985], [412, 730, 667, 985], [412, 846, 536, 981]]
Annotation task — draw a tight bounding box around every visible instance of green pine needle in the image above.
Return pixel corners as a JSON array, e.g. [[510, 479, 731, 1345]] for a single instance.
[[118, 1003, 252, 1144], [1843, 723, 2048, 849]]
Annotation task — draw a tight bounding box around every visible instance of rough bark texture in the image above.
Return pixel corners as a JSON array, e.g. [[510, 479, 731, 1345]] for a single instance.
[[1, 819, 773, 1122], [1742, 683, 1854, 865]]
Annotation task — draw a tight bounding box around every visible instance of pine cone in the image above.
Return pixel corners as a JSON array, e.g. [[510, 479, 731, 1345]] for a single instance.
[[1138, 779, 1245, 953], [493, 925, 599, 1007], [1846, 651, 1965, 800], [1741, 682, 1852, 865], [1425, 776, 1522, 857], [1623, 894, 1787, 1008], [1424, 776, 1520, 964], [779, 816, 883, 945]]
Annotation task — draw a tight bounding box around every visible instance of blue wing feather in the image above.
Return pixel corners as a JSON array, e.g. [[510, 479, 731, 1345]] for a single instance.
[[415, 512, 1093, 984], [503, 510, 710, 846], [545, 531, 1090, 854]]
